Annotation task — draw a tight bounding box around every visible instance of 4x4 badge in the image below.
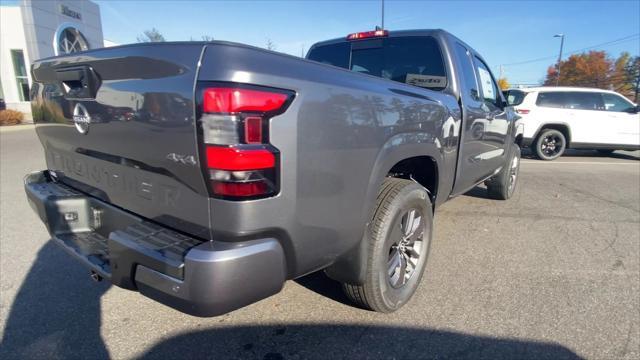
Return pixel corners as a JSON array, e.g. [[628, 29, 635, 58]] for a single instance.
[[72, 103, 91, 134]]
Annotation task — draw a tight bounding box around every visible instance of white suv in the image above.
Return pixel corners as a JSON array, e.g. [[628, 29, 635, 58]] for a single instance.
[[504, 87, 640, 160]]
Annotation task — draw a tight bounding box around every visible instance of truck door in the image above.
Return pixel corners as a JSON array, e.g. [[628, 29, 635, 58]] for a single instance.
[[451, 43, 510, 195]]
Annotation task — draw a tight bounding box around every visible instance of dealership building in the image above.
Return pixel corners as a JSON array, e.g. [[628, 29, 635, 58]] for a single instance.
[[0, 0, 110, 119]]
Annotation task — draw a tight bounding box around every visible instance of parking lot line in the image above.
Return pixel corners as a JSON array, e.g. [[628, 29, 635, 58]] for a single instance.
[[521, 160, 639, 165]]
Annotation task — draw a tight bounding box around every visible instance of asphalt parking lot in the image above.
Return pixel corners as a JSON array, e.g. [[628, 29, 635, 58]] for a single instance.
[[1, 126, 638, 359]]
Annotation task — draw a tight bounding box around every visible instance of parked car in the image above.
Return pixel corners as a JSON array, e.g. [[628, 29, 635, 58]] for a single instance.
[[504, 87, 640, 160], [25, 29, 521, 317]]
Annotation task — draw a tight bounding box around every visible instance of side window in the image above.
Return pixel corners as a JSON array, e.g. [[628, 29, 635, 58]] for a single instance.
[[536, 92, 565, 108], [536, 91, 604, 111], [473, 56, 500, 109], [566, 92, 603, 111], [454, 43, 479, 101], [602, 93, 635, 112]]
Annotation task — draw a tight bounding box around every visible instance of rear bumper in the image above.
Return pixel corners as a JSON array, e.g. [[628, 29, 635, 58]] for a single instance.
[[24, 171, 286, 317]]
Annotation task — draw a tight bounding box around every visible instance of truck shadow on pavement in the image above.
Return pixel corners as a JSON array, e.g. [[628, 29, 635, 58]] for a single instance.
[[294, 271, 352, 305], [1, 243, 582, 360], [0, 241, 110, 360], [139, 323, 582, 360]]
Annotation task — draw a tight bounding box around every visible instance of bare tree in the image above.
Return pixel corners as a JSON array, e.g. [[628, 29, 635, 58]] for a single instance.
[[266, 38, 276, 51], [201, 35, 214, 42], [137, 28, 165, 42]]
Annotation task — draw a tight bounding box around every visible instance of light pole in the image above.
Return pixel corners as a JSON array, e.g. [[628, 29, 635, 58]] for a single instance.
[[381, 0, 385, 29], [554, 34, 565, 86]]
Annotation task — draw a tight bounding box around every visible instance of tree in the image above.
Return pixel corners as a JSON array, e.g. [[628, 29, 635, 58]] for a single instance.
[[137, 28, 165, 42], [544, 65, 559, 86], [624, 55, 640, 102], [497, 77, 510, 90], [612, 52, 631, 95], [543, 51, 639, 101], [201, 35, 214, 42], [543, 51, 612, 88], [266, 38, 276, 51]]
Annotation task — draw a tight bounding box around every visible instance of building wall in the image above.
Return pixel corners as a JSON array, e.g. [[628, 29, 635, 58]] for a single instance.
[[0, 0, 103, 120], [0, 6, 31, 115], [21, 0, 103, 61]]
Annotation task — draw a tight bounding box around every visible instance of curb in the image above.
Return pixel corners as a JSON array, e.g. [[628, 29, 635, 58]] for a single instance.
[[0, 124, 36, 133]]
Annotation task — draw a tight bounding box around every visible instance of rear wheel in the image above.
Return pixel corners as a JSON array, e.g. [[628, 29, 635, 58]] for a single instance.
[[534, 129, 566, 160], [343, 177, 432, 313]]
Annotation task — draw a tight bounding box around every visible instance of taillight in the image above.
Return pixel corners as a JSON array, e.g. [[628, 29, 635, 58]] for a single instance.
[[199, 84, 294, 200], [205, 147, 275, 170], [346, 30, 388, 40], [516, 109, 530, 114], [203, 88, 288, 113]]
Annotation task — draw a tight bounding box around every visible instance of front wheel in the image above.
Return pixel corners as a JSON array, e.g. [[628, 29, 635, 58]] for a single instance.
[[486, 144, 521, 200], [343, 177, 432, 313], [534, 129, 566, 160]]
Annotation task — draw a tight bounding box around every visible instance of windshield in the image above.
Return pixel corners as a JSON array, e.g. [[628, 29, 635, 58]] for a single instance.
[[308, 36, 447, 91]]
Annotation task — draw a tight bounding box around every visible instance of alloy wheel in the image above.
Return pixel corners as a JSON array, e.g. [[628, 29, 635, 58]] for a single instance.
[[540, 135, 563, 157], [387, 208, 425, 288]]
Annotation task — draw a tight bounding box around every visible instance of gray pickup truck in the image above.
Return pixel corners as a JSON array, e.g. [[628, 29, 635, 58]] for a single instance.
[[25, 29, 521, 316]]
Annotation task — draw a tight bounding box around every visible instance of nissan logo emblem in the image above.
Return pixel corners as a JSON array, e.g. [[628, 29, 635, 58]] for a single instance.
[[73, 103, 91, 134]]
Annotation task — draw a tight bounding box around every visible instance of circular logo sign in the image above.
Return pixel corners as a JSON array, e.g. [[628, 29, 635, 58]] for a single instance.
[[72, 103, 91, 134]]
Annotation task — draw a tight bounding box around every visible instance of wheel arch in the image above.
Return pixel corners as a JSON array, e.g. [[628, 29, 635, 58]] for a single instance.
[[325, 136, 442, 285]]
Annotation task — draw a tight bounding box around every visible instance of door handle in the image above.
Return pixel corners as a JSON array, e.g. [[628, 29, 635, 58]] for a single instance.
[[56, 65, 101, 99]]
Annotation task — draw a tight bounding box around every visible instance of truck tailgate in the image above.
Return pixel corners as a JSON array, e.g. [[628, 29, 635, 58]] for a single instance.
[[30, 43, 211, 239]]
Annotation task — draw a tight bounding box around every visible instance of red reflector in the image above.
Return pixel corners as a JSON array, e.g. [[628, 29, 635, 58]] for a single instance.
[[346, 30, 389, 40], [244, 116, 263, 144], [203, 88, 288, 113], [212, 181, 268, 197], [206, 146, 275, 170], [516, 109, 530, 114]]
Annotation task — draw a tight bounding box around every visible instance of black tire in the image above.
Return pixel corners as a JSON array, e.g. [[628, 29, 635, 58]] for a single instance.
[[534, 129, 566, 160], [596, 149, 615, 155], [486, 144, 521, 200], [471, 122, 484, 140], [343, 177, 432, 313]]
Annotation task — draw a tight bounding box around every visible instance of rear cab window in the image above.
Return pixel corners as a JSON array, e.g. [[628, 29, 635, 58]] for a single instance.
[[308, 36, 447, 91]]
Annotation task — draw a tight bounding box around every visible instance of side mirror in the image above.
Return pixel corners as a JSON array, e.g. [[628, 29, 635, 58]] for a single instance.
[[626, 105, 640, 114]]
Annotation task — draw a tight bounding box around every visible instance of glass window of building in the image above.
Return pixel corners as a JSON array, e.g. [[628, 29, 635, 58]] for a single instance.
[[57, 27, 90, 55], [10, 50, 29, 102]]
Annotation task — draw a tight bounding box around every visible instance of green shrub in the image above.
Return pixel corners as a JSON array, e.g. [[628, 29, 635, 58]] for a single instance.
[[0, 110, 24, 126]]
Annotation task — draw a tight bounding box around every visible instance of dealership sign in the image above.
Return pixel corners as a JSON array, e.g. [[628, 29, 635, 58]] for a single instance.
[[60, 5, 81, 20]]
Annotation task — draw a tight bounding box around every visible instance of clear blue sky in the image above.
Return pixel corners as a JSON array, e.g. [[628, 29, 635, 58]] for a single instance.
[[3, 0, 640, 84]]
